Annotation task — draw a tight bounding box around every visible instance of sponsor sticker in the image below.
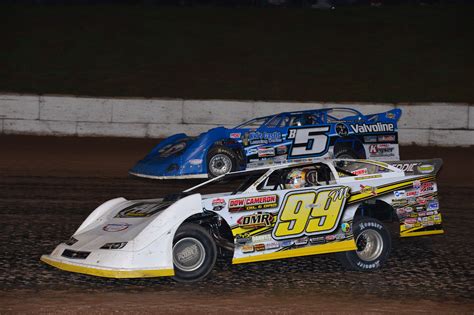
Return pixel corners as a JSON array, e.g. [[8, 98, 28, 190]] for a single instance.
[[115, 202, 170, 218], [420, 182, 435, 193], [427, 200, 439, 211], [230, 133, 241, 139], [294, 237, 308, 246], [251, 234, 272, 243], [336, 123, 349, 136], [360, 184, 377, 196], [378, 134, 396, 142], [103, 223, 129, 232], [264, 241, 280, 250], [355, 174, 382, 180], [393, 190, 406, 198], [254, 243, 266, 251], [237, 212, 274, 228], [405, 218, 417, 225], [418, 164, 434, 174], [257, 147, 275, 158], [406, 190, 418, 197], [212, 198, 226, 211], [413, 180, 421, 189], [364, 135, 378, 143], [369, 144, 395, 157], [241, 245, 255, 253], [310, 236, 326, 244], [275, 145, 287, 155], [280, 240, 295, 247], [341, 222, 351, 233], [351, 168, 368, 176], [350, 123, 395, 134], [393, 163, 419, 172], [325, 234, 337, 241], [229, 194, 279, 212]]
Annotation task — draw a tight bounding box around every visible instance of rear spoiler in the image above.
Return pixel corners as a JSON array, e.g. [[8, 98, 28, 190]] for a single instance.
[[387, 158, 443, 176]]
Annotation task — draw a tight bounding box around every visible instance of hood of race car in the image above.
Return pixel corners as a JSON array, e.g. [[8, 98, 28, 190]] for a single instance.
[[129, 127, 234, 177], [70, 199, 173, 252]]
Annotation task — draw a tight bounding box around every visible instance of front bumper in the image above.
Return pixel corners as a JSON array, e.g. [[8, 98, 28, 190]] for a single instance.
[[40, 254, 174, 278]]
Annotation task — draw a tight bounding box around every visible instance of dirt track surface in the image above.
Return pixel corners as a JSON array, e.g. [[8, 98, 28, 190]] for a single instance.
[[0, 135, 473, 313]]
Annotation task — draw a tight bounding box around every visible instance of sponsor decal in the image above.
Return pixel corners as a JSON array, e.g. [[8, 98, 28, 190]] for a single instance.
[[420, 182, 435, 193], [229, 194, 279, 212], [360, 184, 377, 196], [392, 163, 419, 172], [103, 223, 130, 232], [392, 198, 408, 207], [241, 245, 255, 253], [350, 123, 395, 134], [280, 240, 295, 247], [236, 235, 251, 245], [417, 196, 428, 205], [237, 212, 274, 229], [257, 147, 275, 158], [427, 200, 439, 211], [369, 144, 395, 157], [275, 145, 287, 155], [325, 234, 337, 241], [378, 134, 396, 142], [189, 159, 203, 165], [364, 135, 378, 143], [310, 236, 326, 244], [418, 164, 434, 174], [251, 234, 272, 243], [404, 223, 414, 229], [248, 131, 282, 145], [294, 237, 308, 246], [115, 202, 171, 218], [355, 174, 382, 180], [336, 123, 349, 136], [406, 190, 418, 197], [254, 243, 266, 251], [230, 133, 241, 139], [393, 190, 406, 198], [341, 222, 351, 233], [405, 218, 417, 225], [264, 241, 280, 250], [247, 148, 258, 156], [212, 198, 226, 211], [351, 168, 368, 176], [413, 180, 421, 189]]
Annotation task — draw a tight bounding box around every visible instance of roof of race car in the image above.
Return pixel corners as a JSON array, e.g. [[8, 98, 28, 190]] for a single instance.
[[253, 107, 364, 121]]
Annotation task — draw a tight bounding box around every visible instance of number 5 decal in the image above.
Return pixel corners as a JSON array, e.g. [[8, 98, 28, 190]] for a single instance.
[[287, 126, 330, 158], [272, 186, 350, 240]]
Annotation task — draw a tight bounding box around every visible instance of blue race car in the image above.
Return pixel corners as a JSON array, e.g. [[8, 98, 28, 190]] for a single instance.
[[130, 107, 402, 179]]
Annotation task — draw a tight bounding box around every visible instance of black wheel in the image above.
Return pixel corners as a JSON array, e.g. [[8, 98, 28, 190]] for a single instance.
[[336, 217, 391, 271], [207, 145, 238, 177], [335, 148, 358, 159], [172, 223, 217, 283]]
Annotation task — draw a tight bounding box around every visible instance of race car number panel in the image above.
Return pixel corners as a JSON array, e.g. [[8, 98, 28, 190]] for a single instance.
[[273, 186, 350, 240]]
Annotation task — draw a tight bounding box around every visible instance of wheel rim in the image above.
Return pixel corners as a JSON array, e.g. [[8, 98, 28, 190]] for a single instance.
[[355, 229, 384, 261], [209, 154, 232, 176], [173, 237, 206, 272]]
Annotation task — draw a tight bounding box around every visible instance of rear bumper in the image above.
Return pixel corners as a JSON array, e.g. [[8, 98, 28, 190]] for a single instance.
[[40, 255, 174, 278]]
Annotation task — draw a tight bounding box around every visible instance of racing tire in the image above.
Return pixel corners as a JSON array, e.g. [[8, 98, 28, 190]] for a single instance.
[[336, 217, 391, 271], [172, 223, 217, 283], [207, 145, 238, 178], [335, 148, 358, 159]]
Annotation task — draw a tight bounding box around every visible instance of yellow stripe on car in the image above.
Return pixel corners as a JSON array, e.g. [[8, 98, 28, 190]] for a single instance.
[[40, 256, 174, 278], [232, 239, 356, 264]]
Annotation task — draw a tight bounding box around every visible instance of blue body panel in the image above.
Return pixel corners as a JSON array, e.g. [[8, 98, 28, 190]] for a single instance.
[[130, 108, 402, 178]]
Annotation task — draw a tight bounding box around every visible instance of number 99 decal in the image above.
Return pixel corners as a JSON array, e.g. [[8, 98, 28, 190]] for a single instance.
[[272, 186, 350, 240], [287, 126, 330, 158]]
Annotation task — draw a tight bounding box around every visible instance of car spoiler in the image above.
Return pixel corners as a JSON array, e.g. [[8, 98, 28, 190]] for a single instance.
[[387, 158, 443, 176]]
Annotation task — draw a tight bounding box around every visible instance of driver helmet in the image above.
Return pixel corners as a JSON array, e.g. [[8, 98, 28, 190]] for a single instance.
[[285, 169, 307, 189]]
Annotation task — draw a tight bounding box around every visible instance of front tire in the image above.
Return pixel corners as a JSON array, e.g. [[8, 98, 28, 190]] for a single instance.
[[207, 146, 237, 177], [337, 217, 391, 271], [172, 223, 217, 282]]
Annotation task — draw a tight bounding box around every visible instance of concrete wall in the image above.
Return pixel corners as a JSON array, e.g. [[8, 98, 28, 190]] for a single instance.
[[0, 94, 472, 146]]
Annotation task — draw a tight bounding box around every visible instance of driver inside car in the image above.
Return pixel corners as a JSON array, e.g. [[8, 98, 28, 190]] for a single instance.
[[284, 168, 321, 189]]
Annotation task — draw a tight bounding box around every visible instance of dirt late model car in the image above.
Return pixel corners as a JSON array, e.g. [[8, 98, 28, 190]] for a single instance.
[[41, 158, 443, 282], [129, 107, 402, 179]]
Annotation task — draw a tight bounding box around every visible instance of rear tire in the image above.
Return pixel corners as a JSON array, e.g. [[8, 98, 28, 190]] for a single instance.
[[207, 146, 238, 177], [335, 148, 358, 159], [337, 217, 391, 271], [172, 223, 217, 283]]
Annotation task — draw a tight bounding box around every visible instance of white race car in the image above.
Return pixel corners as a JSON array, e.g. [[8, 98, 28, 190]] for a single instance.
[[41, 159, 443, 282]]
